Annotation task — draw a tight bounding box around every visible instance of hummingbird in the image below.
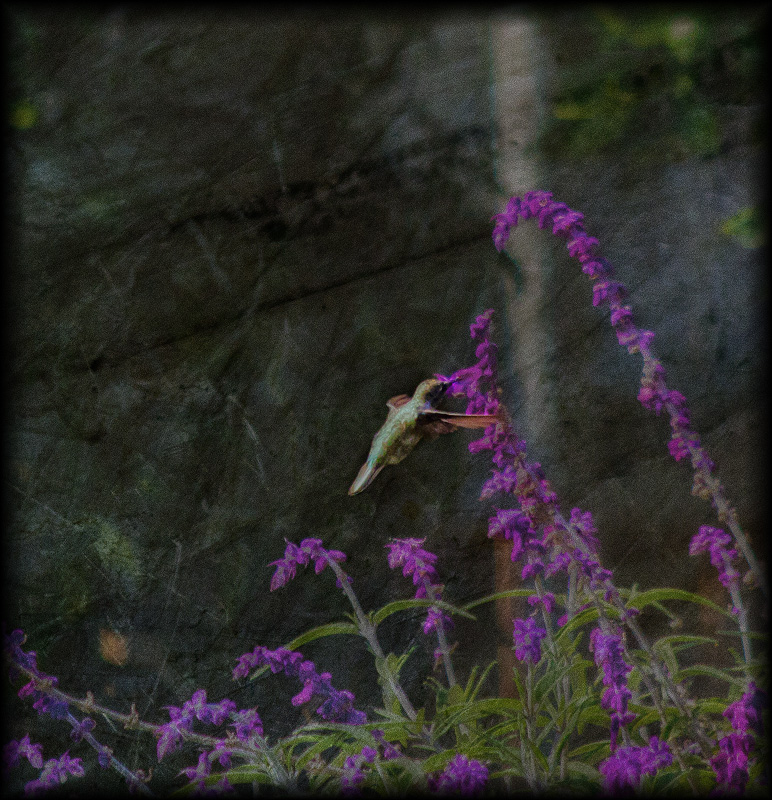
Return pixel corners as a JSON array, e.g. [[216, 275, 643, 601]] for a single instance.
[[348, 377, 504, 495]]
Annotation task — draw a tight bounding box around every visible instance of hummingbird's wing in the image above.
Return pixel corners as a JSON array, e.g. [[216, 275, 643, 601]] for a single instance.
[[387, 394, 411, 410]]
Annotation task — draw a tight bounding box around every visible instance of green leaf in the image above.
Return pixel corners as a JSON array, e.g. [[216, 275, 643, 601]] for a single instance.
[[720, 207, 765, 248], [372, 597, 476, 626], [462, 589, 534, 612], [465, 697, 524, 717], [568, 739, 609, 763], [220, 765, 278, 786], [554, 606, 601, 639], [283, 621, 360, 651], [653, 634, 718, 651], [624, 588, 729, 617], [695, 697, 735, 716], [464, 661, 497, 703], [446, 683, 466, 707], [676, 664, 742, 685], [563, 758, 603, 781]]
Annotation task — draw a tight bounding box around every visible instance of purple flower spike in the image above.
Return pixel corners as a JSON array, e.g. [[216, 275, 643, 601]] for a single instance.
[[232, 645, 365, 725], [488, 193, 745, 551], [590, 627, 635, 751], [4, 735, 44, 771], [270, 537, 347, 591], [710, 681, 767, 793], [599, 736, 673, 793], [690, 526, 740, 591], [512, 617, 547, 664], [386, 538, 453, 635], [24, 751, 85, 794], [428, 754, 489, 796]]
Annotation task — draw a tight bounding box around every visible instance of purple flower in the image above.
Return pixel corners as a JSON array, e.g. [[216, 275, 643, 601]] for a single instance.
[[4, 735, 44, 771], [439, 309, 499, 411], [724, 682, 765, 735], [569, 507, 599, 553], [385, 538, 438, 582], [711, 733, 752, 794], [210, 740, 234, 768], [567, 232, 599, 259], [489, 193, 725, 515], [180, 751, 211, 790], [183, 689, 237, 726], [232, 645, 365, 725], [710, 682, 767, 793], [156, 715, 191, 761], [527, 592, 555, 613], [386, 538, 453, 635], [590, 628, 635, 751], [423, 605, 454, 635], [487, 508, 535, 563], [97, 746, 112, 769], [341, 745, 377, 795], [599, 736, 673, 793], [229, 708, 264, 744], [428, 754, 489, 795], [512, 617, 547, 664], [24, 751, 84, 794], [690, 526, 740, 590], [371, 730, 401, 760], [521, 559, 545, 581], [269, 538, 347, 591], [69, 716, 95, 743]]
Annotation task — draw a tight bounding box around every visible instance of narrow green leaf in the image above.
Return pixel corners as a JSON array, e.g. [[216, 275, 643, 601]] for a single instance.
[[675, 664, 740, 684], [624, 588, 729, 617], [462, 588, 534, 611], [284, 621, 360, 650], [465, 660, 497, 703], [372, 597, 476, 626]]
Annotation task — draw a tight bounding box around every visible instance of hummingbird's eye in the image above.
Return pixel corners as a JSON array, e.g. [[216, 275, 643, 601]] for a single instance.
[[427, 382, 449, 403]]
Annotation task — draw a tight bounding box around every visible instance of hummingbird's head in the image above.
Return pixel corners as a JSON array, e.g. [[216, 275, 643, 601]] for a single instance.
[[420, 378, 450, 405]]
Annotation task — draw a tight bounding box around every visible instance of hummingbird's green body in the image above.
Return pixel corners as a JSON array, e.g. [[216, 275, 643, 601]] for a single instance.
[[348, 377, 503, 495]]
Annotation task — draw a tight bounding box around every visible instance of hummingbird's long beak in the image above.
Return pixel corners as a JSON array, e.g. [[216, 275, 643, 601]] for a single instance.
[[348, 460, 384, 495]]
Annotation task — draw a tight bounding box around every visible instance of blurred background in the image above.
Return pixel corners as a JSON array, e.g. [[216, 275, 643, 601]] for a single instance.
[[4, 6, 766, 792]]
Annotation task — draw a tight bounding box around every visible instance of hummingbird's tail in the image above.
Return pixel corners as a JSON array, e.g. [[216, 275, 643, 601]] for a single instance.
[[348, 460, 385, 495]]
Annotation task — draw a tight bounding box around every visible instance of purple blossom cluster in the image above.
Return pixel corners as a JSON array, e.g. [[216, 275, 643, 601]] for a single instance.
[[599, 735, 673, 793], [590, 628, 635, 752], [20, 751, 85, 795], [233, 645, 366, 726], [710, 681, 766, 793], [428, 754, 489, 796], [4, 735, 44, 772], [179, 750, 233, 795], [4, 627, 69, 721], [340, 745, 377, 795], [156, 688, 241, 761], [512, 616, 547, 664], [689, 525, 741, 594], [444, 309, 629, 687], [338, 735, 401, 795], [4, 728, 87, 796], [442, 310, 606, 585], [269, 537, 347, 591], [491, 191, 738, 567], [3, 628, 110, 793], [385, 538, 453, 635]]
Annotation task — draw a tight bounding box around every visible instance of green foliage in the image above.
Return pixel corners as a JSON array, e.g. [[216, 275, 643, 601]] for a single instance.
[[208, 580, 766, 794], [720, 207, 765, 249], [541, 8, 764, 161]]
